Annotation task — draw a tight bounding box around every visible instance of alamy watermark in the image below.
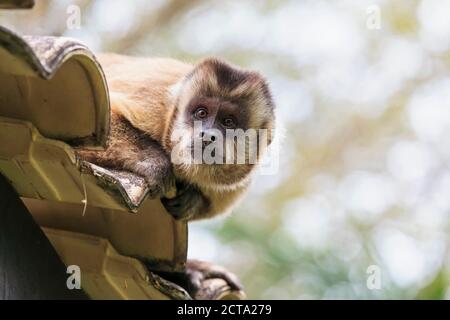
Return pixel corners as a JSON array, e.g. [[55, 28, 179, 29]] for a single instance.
[[366, 264, 382, 290], [66, 5, 81, 30], [170, 121, 279, 175], [366, 4, 381, 30], [66, 265, 81, 290]]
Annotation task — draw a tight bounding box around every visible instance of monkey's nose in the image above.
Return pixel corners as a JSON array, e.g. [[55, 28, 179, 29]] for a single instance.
[[200, 130, 217, 146]]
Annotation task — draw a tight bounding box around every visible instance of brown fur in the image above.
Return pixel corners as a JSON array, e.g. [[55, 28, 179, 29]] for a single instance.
[[76, 54, 275, 220]]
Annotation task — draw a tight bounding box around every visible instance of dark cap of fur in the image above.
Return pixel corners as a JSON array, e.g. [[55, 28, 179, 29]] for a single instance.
[[189, 58, 274, 111], [186, 58, 276, 134]]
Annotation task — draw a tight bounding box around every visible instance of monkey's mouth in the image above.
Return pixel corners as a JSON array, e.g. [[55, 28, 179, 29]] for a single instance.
[[184, 138, 259, 165], [188, 146, 226, 163]]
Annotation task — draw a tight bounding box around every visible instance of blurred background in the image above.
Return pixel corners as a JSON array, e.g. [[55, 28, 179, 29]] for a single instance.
[[2, 0, 449, 299]]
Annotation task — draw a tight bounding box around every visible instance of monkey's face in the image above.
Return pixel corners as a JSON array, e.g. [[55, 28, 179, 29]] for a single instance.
[[169, 58, 275, 190]]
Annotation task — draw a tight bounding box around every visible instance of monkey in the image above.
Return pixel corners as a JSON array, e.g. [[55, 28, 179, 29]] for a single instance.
[[77, 54, 276, 222], [76, 54, 276, 296]]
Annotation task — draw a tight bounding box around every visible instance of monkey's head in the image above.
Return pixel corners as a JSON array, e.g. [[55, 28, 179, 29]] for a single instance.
[[167, 58, 276, 191]]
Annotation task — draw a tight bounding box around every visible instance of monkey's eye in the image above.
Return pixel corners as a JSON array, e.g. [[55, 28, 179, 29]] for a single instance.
[[222, 117, 236, 128], [194, 107, 208, 119]]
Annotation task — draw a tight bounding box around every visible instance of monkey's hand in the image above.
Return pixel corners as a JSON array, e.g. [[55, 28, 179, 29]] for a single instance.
[[161, 181, 209, 220], [131, 159, 175, 198], [76, 114, 176, 199], [184, 259, 244, 299]]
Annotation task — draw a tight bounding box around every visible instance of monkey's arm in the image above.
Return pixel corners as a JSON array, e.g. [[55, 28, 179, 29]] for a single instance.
[[162, 182, 248, 221], [76, 113, 174, 197]]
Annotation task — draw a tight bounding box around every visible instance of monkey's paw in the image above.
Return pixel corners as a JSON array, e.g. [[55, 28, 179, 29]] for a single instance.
[[133, 161, 176, 198], [184, 259, 244, 299], [146, 171, 176, 198], [161, 181, 208, 220]]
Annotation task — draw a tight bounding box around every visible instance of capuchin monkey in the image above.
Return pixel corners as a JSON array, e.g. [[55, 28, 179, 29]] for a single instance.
[[76, 54, 276, 297], [77, 54, 276, 221]]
